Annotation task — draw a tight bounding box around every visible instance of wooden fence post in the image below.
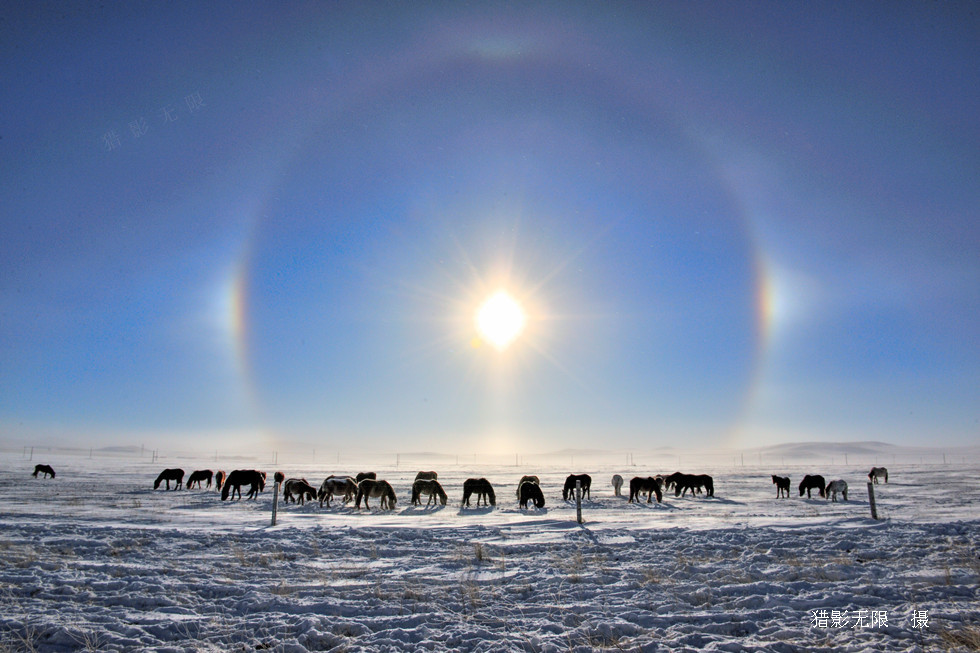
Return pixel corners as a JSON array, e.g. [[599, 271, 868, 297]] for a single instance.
[[271, 481, 280, 526], [867, 482, 878, 520], [575, 480, 583, 524]]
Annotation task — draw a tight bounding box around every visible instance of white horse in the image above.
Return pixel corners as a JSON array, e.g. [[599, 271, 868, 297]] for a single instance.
[[827, 479, 848, 502], [611, 474, 624, 497], [868, 467, 888, 484]]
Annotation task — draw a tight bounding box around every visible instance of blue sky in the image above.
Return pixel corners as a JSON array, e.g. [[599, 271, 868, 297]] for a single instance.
[[1, 2, 977, 454]]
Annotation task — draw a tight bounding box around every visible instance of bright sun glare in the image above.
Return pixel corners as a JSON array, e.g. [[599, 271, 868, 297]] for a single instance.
[[476, 291, 526, 351]]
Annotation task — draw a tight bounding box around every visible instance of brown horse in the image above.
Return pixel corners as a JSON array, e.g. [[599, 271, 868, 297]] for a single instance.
[[153, 468, 184, 490], [221, 469, 265, 500], [318, 476, 358, 507], [355, 479, 397, 510], [515, 475, 539, 497], [411, 479, 448, 506], [283, 478, 317, 505], [32, 464, 56, 479], [414, 471, 438, 482], [186, 470, 213, 489], [214, 470, 226, 491]]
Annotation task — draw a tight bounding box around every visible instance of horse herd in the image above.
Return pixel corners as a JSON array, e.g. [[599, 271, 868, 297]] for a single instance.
[[143, 468, 726, 510], [32, 463, 890, 510], [771, 467, 889, 503]]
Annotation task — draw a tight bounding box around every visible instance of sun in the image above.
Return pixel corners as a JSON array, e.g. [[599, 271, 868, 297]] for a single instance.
[[476, 291, 526, 351]]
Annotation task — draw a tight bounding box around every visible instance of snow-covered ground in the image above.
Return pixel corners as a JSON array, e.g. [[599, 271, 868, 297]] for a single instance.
[[1, 452, 978, 652]]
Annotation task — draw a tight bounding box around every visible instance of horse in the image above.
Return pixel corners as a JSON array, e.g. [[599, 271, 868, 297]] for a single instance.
[[462, 478, 496, 507], [798, 474, 826, 499], [611, 474, 624, 496], [32, 464, 56, 479], [628, 476, 663, 504], [355, 479, 397, 510], [771, 475, 791, 499], [318, 476, 358, 508], [827, 480, 848, 502], [153, 468, 184, 490], [221, 469, 265, 500], [562, 474, 592, 501], [273, 471, 285, 485], [186, 470, 213, 489], [414, 471, 438, 482], [214, 470, 226, 491], [518, 481, 545, 509], [665, 472, 713, 497], [355, 472, 377, 484], [411, 479, 448, 506], [869, 467, 888, 484], [283, 478, 317, 505], [515, 475, 539, 497]]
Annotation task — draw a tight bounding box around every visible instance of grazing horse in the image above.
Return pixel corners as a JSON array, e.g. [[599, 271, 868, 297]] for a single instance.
[[318, 476, 358, 508], [628, 477, 663, 504], [771, 475, 791, 499], [186, 470, 213, 489], [519, 481, 545, 509], [221, 469, 265, 500], [516, 475, 540, 497], [283, 478, 317, 505], [462, 478, 496, 507], [798, 474, 826, 499], [273, 471, 285, 485], [355, 472, 377, 484], [869, 467, 888, 484], [665, 472, 714, 497], [826, 480, 848, 502], [355, 479, 397, 510], [32, 464, 56, 479], [611, 474, 624, 497], [562, 474, 592, 501], [411, 479, 448, 506], [214, 470, 226, 491], [414, 471, 438, 482], [153, 468, 184, 490]]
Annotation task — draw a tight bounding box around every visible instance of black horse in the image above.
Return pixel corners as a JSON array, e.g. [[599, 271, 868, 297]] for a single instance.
[[32, 464, 56, 479], [798, 474, 826, 499], [221, 469, 265, 500], [628, 476, 663, 504], [186, 470, 213, 489], [771, 475, 790, 499], [153, 468, 184, 490], [462, 478, 496, 507], [664, 472, 714, 497], [562, 474, 592, 501], [518, 480, 545, 509]]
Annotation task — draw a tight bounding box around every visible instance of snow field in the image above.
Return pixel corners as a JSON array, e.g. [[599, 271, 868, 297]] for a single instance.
[[0, 455, 978, 651]]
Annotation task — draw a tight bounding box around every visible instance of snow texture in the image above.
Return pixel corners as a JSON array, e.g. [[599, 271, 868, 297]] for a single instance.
[[1, 453, 978, 651]]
